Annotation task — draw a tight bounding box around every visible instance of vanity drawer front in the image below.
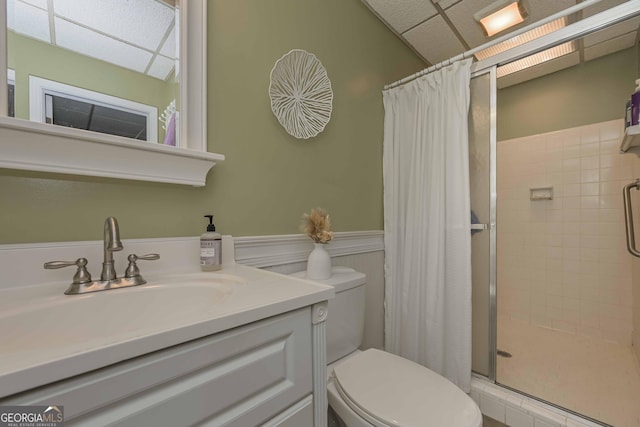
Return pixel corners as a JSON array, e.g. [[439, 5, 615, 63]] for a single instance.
[[3, 307, 313, 426]]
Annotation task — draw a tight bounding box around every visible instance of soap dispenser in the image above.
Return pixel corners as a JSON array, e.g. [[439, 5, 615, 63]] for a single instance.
[[200, 215, 222, 271]]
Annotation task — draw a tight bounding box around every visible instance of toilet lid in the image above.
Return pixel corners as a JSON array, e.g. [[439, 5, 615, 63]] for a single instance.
[[332, 349, 482, 427]]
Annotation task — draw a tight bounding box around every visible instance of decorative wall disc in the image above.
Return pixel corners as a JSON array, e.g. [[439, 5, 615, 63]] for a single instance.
[[269, 49, 333, 139]]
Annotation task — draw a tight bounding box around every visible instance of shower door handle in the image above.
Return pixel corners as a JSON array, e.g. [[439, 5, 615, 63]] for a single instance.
[[623, 179, 640, 258], [471, 224, 488, 230], [471, 223, 495, 230]]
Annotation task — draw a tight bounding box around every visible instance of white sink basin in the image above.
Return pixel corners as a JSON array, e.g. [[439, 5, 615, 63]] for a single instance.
[[0, 274, 241, 354], [0, 264, 333, 398]]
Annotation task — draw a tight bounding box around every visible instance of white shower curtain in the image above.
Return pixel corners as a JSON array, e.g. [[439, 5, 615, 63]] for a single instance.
[[383, 59, 473, 392]]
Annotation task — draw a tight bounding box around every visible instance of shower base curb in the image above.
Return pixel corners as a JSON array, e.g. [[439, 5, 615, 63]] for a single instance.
[[470, 375, 607, 427]]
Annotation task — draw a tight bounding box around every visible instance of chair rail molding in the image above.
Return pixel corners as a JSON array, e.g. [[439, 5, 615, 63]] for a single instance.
[[0, 231, 384, 289], [234, 231, 384, 268]]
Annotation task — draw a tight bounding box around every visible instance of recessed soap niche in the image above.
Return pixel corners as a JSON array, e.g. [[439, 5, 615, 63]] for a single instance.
[[530, 187, 553, 201]]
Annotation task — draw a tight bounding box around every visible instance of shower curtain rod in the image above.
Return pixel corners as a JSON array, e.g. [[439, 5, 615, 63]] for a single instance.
[[384, 0, 604, 91]]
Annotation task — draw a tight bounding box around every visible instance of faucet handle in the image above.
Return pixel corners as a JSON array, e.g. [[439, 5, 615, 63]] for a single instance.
[[44, 258, 92, 285], [124, 253, 160, 279]]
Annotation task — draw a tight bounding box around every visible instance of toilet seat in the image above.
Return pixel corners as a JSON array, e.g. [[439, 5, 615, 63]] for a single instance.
[[332, 349, 482, 427]]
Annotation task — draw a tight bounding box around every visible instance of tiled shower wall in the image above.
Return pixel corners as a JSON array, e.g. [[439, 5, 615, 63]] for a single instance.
[[497, 119, 636, 345]]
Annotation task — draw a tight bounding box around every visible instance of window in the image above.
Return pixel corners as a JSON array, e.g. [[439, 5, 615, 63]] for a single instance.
[[29, 76, 158, 142]]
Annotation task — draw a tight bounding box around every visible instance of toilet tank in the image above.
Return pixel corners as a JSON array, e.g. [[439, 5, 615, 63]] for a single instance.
[[290, 267, 366, 364]]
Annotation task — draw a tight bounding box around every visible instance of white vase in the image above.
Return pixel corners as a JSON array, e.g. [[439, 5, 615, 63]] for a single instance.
[[307, 242, 332, 280]]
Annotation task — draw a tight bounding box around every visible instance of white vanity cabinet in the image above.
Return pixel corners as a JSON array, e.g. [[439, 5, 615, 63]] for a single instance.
[[0, 307, 319, 426]]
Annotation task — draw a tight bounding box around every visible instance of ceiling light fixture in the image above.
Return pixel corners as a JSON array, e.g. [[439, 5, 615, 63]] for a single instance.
[[496, 40, 577, 77], [474, 0, 529, 37], [474, 17, 568, 61], [472, 16, 576, 78]]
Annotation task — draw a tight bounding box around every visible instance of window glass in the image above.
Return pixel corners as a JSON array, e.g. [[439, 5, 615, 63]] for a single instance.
[[45, 94, 147, 140]]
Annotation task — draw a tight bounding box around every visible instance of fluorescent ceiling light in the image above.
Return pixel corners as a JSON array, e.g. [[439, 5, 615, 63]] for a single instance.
[[496, 41, 577, 77], [474, 17, 568, 61], [475, 1, 528, 37]]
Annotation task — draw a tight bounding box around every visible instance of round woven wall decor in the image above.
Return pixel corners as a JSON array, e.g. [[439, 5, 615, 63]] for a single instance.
[[269, 49, 333, 139]]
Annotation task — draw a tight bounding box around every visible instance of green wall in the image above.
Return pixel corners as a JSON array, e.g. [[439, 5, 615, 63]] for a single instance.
[[497, 47, 637, 141], [8, 32, 177, 142], [0, 0, 425, 244]]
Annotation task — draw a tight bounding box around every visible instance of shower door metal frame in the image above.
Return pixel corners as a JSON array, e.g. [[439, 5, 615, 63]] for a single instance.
[[466, 0, 640, 386], [470, 66, 498, 382]]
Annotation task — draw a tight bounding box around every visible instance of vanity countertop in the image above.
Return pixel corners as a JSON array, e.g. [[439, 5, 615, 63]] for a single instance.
[[0, 263, 333, 398]]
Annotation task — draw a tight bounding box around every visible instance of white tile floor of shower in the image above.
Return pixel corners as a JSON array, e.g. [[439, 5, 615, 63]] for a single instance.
[[497, 316, 640, 427]]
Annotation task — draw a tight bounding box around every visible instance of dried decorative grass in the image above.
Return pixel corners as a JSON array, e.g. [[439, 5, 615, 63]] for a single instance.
[[301, 207, 333, 243]]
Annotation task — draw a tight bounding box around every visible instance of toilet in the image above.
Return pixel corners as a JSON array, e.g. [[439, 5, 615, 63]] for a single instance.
[[291, 266, 482, 427]]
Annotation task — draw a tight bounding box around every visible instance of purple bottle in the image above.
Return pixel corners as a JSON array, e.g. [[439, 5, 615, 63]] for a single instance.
[[632, 79, 640, 126]]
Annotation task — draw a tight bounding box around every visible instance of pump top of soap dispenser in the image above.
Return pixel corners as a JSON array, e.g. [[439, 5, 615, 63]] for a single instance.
[[204, 215, 216, 232]]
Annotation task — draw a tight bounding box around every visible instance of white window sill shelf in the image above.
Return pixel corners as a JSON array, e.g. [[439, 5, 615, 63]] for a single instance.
[[0, 116, 224, 186]]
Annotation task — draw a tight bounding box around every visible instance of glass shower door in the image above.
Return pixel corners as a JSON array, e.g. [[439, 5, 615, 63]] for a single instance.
[[469, 68, 497, 379], [469, 68, 496, 380]]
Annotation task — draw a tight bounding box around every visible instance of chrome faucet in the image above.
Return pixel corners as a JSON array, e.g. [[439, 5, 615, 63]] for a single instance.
[[44, 217, 159, 295], [101, 216, 123, 281]]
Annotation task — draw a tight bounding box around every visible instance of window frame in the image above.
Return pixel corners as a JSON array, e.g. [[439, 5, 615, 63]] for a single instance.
[[29, 76, 158, 143]]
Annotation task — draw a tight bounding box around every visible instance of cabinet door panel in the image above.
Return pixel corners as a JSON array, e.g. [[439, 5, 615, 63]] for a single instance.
[[5, 308, 312, 426], [261, 396, 314, 427]]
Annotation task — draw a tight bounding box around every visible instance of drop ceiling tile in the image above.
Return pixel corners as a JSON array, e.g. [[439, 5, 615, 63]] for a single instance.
[[528, 0, 582, 19], [584, 31, 637, 61], [433, 0, 461, 9], [497, 51, 579, 88], [7, 0, 50, 43], [53, 0, 175, 51], [148, 55, 175, 80], [159, 25, 177, 58], [362, 0, 437, 33], [403, 14, 466, 64], [584, 17, 640, 47], [20, 0, 48, 9], [446, 0, 576, 49], [54, 17, 153, 73], [581, 0, 628, 18]]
